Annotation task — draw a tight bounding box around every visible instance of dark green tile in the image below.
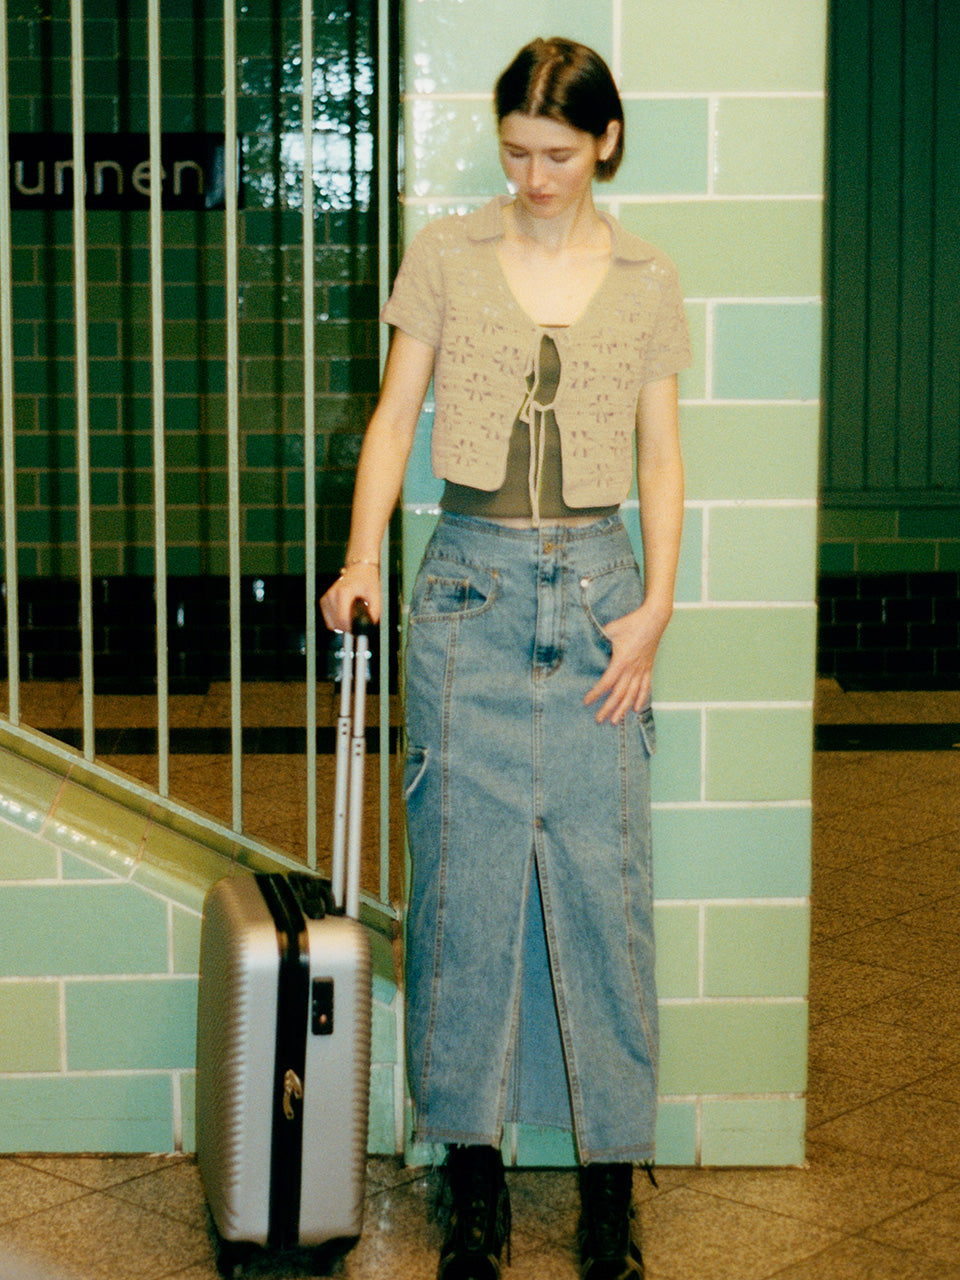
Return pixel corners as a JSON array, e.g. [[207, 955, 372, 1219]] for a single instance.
[[898, 506, 960, 539], [857, 542, 938, 572]]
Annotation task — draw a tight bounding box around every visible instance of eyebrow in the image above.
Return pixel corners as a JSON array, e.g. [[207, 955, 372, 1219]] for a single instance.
[[501, 143, 575, 156]]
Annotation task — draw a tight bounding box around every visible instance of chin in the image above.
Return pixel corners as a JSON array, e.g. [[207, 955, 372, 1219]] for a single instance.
[[523, 196, 557, 215]]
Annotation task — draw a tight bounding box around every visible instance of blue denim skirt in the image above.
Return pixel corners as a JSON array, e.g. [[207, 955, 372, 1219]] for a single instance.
[[403, 512, 658, 1163]]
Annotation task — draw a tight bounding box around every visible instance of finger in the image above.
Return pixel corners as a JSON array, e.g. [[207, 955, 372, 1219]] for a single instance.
[[594, 674, 639, 725], [585, 668, 627, 712]]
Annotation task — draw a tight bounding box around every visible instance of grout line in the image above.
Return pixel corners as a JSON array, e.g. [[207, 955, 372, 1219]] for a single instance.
[[656, 897, 809, 908], [699, 705, 708, 803]]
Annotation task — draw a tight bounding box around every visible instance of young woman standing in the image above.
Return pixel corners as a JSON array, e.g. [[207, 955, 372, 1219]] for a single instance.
[[321, 37, 690, 1280]]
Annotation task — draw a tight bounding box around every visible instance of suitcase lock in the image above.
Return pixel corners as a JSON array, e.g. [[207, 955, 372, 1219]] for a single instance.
[[282, 1068, 304, 1120]]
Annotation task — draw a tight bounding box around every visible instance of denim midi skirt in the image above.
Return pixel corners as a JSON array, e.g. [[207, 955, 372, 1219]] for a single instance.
[[403, 512, 659, 1163]]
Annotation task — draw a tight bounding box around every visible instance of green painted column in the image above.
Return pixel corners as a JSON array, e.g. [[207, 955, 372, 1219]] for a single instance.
[[399, 0, 825, 1166]]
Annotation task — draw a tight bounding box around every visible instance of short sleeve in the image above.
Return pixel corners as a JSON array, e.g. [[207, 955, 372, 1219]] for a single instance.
[[380, 222, 445, 348], [637, 259, 692, 385]]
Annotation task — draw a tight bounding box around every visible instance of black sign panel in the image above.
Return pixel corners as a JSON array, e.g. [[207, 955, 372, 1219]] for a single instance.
[[8, 133, 238, 211]]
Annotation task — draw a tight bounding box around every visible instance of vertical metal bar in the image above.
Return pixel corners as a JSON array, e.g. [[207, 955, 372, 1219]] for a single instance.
[[0, 0, 20, 724], [147, 0, 169, 796], [301, 0, 318, 870], [376, 0, 392, 904], [224, 0, 243, 829], [70, 0, 95, 760]]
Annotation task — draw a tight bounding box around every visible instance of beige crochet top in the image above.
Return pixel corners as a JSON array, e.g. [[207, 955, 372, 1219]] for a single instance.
[[381, 196, 691, 509]]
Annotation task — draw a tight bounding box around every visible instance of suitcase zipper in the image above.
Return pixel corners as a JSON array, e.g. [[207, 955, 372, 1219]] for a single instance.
[[282, 1068, 304, 1121]]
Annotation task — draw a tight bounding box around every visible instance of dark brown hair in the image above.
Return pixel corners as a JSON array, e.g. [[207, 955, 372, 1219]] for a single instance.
[[494, 38, 625, 181]]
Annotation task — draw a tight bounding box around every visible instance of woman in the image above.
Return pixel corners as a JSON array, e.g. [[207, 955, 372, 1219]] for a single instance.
[[321, 37, 690, 1280]]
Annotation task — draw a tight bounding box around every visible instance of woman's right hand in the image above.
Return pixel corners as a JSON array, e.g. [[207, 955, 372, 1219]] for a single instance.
[[320, 563, 382, 632]]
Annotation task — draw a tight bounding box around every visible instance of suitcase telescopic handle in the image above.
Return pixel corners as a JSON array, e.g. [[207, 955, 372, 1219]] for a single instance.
[[331, 600, 372, 918], [350, 597, 373, 633]]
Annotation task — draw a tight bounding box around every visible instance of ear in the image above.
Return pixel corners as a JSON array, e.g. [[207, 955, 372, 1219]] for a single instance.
[[598, 120, 621, 162]]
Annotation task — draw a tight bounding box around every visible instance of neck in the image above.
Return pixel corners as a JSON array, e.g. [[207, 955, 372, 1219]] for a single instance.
[[507, 192, 606, 252]]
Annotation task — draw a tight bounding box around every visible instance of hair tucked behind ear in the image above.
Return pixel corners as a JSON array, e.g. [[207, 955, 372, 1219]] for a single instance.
[[495, 37, 624, 181]]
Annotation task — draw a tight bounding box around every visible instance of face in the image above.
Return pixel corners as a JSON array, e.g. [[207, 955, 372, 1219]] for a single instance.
[[498, 111, 618, 219]]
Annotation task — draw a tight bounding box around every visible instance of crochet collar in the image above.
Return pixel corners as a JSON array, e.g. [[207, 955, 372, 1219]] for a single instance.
[[464, 195, 654, 264]]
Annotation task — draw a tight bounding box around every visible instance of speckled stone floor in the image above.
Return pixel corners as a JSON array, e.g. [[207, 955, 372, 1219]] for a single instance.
[[1, 681, 959, 1279]]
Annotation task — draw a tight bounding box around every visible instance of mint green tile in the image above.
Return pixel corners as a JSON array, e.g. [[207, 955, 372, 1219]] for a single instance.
[[678, 300, 706, 401], [48, 780, 150, 874], [714, 98, 826, 196], [939, 544, 960, 571], [610, 100, 708, 195], [653, 807, 811, 899], [620, 202, 822, 297], [673, 507, 704, 604], [621, 504, 702, 605], [659, 1002, 807, 1094], [654, 1101, 698, 1166], [403, 3, 611, 95], [700, 1097, 806, 1166], [514, 1124, 577, 1168], [654, 905, 700, 999], [708, 506, 817, 604], [683, 406, 820, 501], [139, 822, 234, 905], [371, 998, 397, 1066], [705, 708, 813, 803], [655, 607, 816, 702], [0, 981, 60, 1071], [703, 905, 810, 998], [713, 303, 822, 401], [0, 885, 168, 976], [401, 507, 440, 590], [404, 100, 503, 199], [650, 709, 701, 804], [620, 0, 827, 93], [0, 824, 59, 879], [367, 1063, 398, 1155], [403, 406, 441, 505], [179, 1070, 196, 1154], [404, 1105, 445, 1169], [370, 927, 399, 1008], [0, 747, 63, 833], [0, 1076, 175, 1153], [856, 542, 938, 573], [66, 978, 198, 1070], [171, 907, 202, 974]]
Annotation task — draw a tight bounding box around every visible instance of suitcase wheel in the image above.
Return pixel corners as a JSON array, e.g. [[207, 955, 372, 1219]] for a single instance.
[[214, 1236, 254, 1279]]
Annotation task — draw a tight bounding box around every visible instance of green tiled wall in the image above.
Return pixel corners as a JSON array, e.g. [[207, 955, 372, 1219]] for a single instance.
[[0, 732, 402, 1154], [7, 0, 379, 578], [819, 504, 960, 574], [399, 2, 824, 1165]]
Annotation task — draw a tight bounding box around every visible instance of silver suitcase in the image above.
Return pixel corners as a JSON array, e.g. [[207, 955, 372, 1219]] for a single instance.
[[196, 610, 374, 1270]]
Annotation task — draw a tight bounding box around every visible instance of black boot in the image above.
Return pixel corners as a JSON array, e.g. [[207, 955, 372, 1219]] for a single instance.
[[577, 1163, 644, 1280], [437, 1144, 511, 1280]]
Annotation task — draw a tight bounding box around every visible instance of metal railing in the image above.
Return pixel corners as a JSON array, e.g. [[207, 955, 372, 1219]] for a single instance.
[[0, 0, 394, 908]]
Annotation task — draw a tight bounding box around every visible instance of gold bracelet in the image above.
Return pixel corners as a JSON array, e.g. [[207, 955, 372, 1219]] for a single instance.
[[339, 557, 379, 576]]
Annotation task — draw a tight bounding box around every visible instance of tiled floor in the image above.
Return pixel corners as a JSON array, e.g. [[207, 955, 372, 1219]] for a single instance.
[[2, 681, 960, 1279]]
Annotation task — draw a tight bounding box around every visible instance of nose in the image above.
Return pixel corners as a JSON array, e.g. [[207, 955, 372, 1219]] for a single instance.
[[527, 154, 546, 190]]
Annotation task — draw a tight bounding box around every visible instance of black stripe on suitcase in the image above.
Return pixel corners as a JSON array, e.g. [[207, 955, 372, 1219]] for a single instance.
[[256, 873, 310, 1250]]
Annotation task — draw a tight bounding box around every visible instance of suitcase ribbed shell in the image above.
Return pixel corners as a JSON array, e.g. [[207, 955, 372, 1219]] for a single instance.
[[196, 873, 372, 1248]]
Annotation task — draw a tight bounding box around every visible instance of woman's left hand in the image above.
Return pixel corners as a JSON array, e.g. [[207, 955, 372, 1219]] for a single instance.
[[583, 600, 671, 725]]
